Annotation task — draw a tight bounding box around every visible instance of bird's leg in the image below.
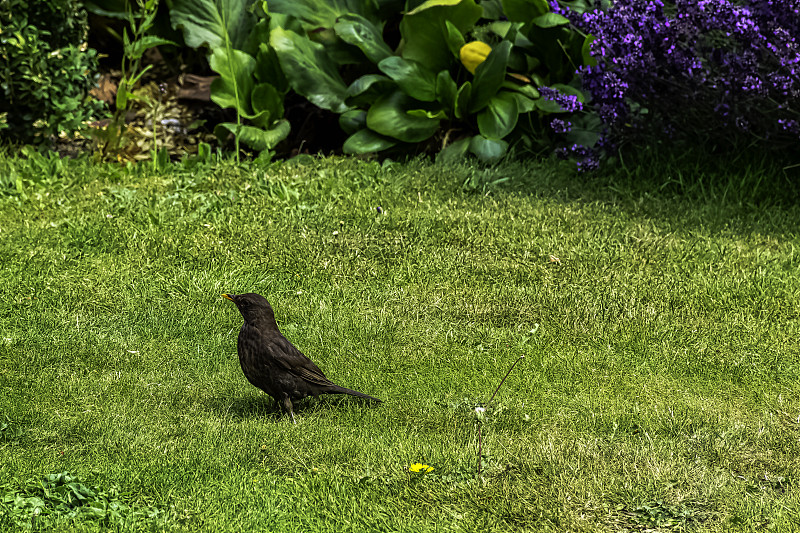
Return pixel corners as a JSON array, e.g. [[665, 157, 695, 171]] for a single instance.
[[281, 394, 296, 424]]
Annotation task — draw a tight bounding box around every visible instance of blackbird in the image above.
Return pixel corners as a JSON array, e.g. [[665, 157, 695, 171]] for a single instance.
[[222, 292, 381, 423]]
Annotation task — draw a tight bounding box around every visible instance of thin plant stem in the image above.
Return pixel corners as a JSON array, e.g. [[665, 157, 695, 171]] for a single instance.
[[478, 353, 525, 474], [488, 353, 525, 405], [477, 424, 483, 473]]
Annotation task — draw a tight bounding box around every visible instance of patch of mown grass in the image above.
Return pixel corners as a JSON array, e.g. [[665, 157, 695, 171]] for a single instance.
[[1, 153, 799, 531]]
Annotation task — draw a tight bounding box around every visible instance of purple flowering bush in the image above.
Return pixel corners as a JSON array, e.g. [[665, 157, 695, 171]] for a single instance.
[[573, 0, 800, 154]]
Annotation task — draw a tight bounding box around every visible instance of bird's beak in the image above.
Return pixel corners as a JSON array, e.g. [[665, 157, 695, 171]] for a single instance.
[[221, 294, 235, 302]]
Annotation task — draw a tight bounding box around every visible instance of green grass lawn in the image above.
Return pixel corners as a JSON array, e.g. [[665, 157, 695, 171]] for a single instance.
[[1, 154, 799, 531]]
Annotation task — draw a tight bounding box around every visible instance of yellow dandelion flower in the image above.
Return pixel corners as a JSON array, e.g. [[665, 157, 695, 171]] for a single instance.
[[408, 463, 434, 473]]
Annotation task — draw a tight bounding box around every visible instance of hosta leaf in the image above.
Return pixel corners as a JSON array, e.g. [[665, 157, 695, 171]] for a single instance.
[[251, 83, 283, 128], [581, 34, 597, 67], [436, 136, 471, 163], [209, 48, 256, 117], [444, 20, 465, 58], [343, 128, 397, 153], [214, 119, 290, 151], [378, 56, 437, 102], [436, 70, 458, 116], [470, 39, 511, 113], [270, 27, 349, 113], [339, 109, 367, 134], [532, 13, 570, 28], [500, 0, 549, 23], [454, 81, 472, 120], [345, 74, 396, 107], [477, 92, 519, 139], [468, 134, 508, 163], [170, 0, 254, 49], [367, 90, 441, 143], [334, 14, 393, 64]]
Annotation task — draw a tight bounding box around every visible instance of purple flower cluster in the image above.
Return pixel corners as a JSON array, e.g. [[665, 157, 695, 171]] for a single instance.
[[539, 87, 584, 112], [556, 143, 600, 172], [573, 0, 800, 149], [550, 118, 572, 133]]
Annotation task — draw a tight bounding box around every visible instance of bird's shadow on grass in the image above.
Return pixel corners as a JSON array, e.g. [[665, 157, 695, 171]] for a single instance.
[[203, 395, 283, 422], [203, 394, 380, 423]]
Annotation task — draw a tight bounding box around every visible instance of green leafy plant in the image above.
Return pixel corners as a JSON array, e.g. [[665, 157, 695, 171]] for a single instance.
[[0, 415, 23, 445], [266, 0, 595, 162], [0, 472, 170, 530], [170, 0, 291, 157], [0, 0, 103, 144], [97, 0, 177, 161]]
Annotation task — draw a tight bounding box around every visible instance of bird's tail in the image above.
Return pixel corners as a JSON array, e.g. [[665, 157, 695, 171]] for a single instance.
[[327, 385, 382, 402]]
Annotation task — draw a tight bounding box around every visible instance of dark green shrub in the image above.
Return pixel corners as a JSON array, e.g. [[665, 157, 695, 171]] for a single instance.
[[0, 0, 104, 144]]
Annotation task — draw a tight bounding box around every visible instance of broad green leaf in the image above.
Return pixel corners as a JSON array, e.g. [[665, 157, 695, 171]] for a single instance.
[[488, 21, 512, 38], [267, 0, 359, 31], [503, 89, 538, 113], [468, 134, 508, 163], [268, 12, 306, 35], [339, 109, 367, 134], [343, 128, 397, 153], [406, 0, 465, 15], [480, 0, 505, 19], [436, 136, 471, 164], [407, 109, 448, 119], [513, 93, 538, 113], [214, 119, 290, 151], [532, 13, 570, 28], [116, 79, 129, 109], [209, 48, 257, 117], [581, 35, 597, 67], [477, 93, 519, 139], [454, 81, 472, 119], [400, 0, 482, 73], [84, 0, 128, 19], [436, 70, 458, 116], [444, 20, 465, 58], [529, 72, 547, 87], [345, 74, 396, 106], [367, 90, 441, 143], [270, 27, 350, 113], [256, 43, 288, 93], [243, 18, 271, 58], [378, 56, 437, 102], [507, 49, 529, 73], [502, 80, 540, 99], [170, 0, 254, 49], [334, 14, 393, 64], [500, 0, 549, 23], [469, 39, 511, 113], [535, 95, 565, 113], [251, 83, 283, 128]]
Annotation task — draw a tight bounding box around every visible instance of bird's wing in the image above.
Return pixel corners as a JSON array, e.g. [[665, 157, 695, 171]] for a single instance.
[[269, 335, 334, 387]]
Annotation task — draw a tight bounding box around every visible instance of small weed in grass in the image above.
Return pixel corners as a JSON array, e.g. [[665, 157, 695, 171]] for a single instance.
[[0, 472, 174, 530], [613, 499, 711, 531], [0, 417, 23, 446]]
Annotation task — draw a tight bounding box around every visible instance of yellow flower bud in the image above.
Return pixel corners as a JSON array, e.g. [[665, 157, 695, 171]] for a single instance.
[[460, 41, 492, 74]]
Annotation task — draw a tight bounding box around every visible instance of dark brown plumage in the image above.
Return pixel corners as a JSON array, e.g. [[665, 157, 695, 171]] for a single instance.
[[222, 292, 381, 423]]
